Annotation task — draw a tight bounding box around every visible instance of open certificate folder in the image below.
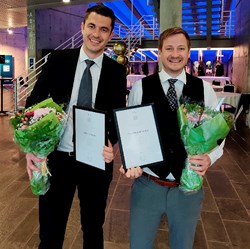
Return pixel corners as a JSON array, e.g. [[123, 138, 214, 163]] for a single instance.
[[73, 106, 106, 170], [114, 104, 164, 169]]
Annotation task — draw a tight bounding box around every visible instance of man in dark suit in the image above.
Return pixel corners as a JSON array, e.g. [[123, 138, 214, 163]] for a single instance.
[[25, 5, 127, 249]]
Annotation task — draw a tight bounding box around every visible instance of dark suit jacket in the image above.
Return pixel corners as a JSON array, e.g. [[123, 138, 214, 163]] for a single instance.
[[26, 47, 127, 145]]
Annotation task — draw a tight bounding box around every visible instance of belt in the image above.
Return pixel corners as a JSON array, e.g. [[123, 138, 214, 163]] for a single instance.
[[142, 172, 179, 188], [68, 152, 75, 157], [56, 151, 75, 157]]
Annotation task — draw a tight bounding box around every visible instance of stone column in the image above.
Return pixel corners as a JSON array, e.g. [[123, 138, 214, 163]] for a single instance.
[[159, 0, 182, 33], [27, 8, 37, 83], [233, 0, 250, 92], [206, 0, 212, 48], [158, 0, 182, 70]]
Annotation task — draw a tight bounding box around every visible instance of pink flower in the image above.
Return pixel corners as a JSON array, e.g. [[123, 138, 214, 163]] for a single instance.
[[33, 107, 55, 120]]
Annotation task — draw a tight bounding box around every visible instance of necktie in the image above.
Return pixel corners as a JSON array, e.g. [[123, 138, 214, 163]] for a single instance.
[[166, 79, 178, 111], [77, 59, 95, 108]]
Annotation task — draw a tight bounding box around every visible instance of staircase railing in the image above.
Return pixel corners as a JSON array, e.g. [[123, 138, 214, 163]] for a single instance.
[[14, 30, 84, 112], [106, 15, 159, 59], [220, 10, 235, 38]]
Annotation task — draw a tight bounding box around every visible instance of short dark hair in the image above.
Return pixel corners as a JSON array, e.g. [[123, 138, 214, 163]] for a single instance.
[[158, 27, 191, 51], [84, 5, 116, 32]]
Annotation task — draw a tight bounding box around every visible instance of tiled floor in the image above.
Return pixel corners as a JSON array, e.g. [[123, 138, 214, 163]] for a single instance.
[[0, 87, 250, 249]]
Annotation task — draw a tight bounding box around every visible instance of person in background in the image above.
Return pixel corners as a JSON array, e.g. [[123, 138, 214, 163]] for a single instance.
[[154, 62, 159, 74], [25, 5, 127, 249], [120, 27, 224, 249], [142, 60, 149, 76], [215, 60, 224, 76], [197, 60, 205, 76]]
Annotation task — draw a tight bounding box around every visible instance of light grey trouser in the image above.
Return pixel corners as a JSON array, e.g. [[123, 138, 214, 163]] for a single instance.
[[130, 175, 204, 249]]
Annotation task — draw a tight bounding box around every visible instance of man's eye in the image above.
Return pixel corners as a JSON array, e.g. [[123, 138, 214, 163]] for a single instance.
[[101, 28, 109, 33]]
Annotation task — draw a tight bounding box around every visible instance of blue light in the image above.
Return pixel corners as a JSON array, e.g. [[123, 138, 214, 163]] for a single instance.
[[89, 0, 235, 40]]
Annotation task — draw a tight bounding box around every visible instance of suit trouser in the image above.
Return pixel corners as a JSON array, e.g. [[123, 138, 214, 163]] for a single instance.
[[38, 150, 113, 249], [130, 175, 204, 249]]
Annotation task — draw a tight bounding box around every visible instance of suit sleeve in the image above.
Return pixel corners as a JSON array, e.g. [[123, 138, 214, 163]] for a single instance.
[[25, 54, 53, 108]]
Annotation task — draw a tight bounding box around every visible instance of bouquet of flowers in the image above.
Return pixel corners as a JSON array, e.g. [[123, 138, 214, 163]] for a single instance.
[[177, 102, 234, 194], [10, 98, 66, 195]]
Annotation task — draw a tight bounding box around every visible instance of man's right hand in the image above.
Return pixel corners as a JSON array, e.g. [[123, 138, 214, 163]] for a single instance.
[[26, 153, 45, 180], [119, 165, 143, 179]]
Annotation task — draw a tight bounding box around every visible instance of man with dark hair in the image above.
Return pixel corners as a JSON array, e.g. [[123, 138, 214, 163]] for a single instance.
[[120, 27, 224, 249], [25, 5, 127, 249]]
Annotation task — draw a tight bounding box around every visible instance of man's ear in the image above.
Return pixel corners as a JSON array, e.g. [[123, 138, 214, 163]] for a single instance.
[[109, 31, 114, 41], [81, 22, 84, 33]]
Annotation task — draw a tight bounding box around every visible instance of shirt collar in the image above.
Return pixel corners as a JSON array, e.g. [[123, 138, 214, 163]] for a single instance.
[[79, 46, 103, 68], [159, 68, 187, 85]]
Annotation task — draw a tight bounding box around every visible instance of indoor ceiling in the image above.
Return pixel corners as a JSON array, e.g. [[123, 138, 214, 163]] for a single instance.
[[0, 0, 236, 35], [0, 0, 104, 29], [0, 0, 27, 29]]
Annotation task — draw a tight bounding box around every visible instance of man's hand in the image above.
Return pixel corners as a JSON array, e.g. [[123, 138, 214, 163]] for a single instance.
[[188, 154, 211, 176], [26, 153, 45, 180], [119, 165, 143, 179], [102, 140, 114, 163]]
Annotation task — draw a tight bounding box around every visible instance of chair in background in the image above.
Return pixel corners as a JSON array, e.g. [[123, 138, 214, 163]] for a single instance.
[[223, 84, 235, 92], [221, 102, 243, 130], [221, 84, 236, 113], [219, 92, 244, 130], [229, 93, 249, 130], [238, 93, 250, 129], [212, 80, 221, 86], [233, 105, 244, 130]]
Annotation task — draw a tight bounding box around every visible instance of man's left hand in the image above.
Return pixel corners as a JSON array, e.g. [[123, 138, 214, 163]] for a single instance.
[[188, 154, 211, 176]]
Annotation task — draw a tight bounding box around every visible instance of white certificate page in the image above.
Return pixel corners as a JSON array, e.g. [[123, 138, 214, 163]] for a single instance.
[[114, 105, 163, 169], [74, 108, 105, 170]]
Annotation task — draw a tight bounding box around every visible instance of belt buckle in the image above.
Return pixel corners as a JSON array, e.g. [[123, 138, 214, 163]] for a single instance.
[[68, 152, 74, 157]]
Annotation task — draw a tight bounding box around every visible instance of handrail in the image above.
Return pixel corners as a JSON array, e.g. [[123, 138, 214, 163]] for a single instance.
[[13, 31, 84, 112]]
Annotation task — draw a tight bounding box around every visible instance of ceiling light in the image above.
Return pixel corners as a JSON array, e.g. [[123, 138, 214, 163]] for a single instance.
[[62, 0, 70, 3]]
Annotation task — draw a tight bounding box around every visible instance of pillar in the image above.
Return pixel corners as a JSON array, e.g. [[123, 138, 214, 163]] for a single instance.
[[233, 0, 250, 92], [159, 0, 182, 33], [27, 8, 37, 84]]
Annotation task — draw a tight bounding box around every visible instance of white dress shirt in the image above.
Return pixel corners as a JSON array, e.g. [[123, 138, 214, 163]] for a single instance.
[[128, 69, 224, 179], [57, 46, 103, 152]]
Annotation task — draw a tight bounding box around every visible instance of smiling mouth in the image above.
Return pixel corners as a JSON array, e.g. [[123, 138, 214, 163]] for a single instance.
[[169, 58, 182, 63], [89, 37, 101, 45], [91, 40, 100, 45]]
